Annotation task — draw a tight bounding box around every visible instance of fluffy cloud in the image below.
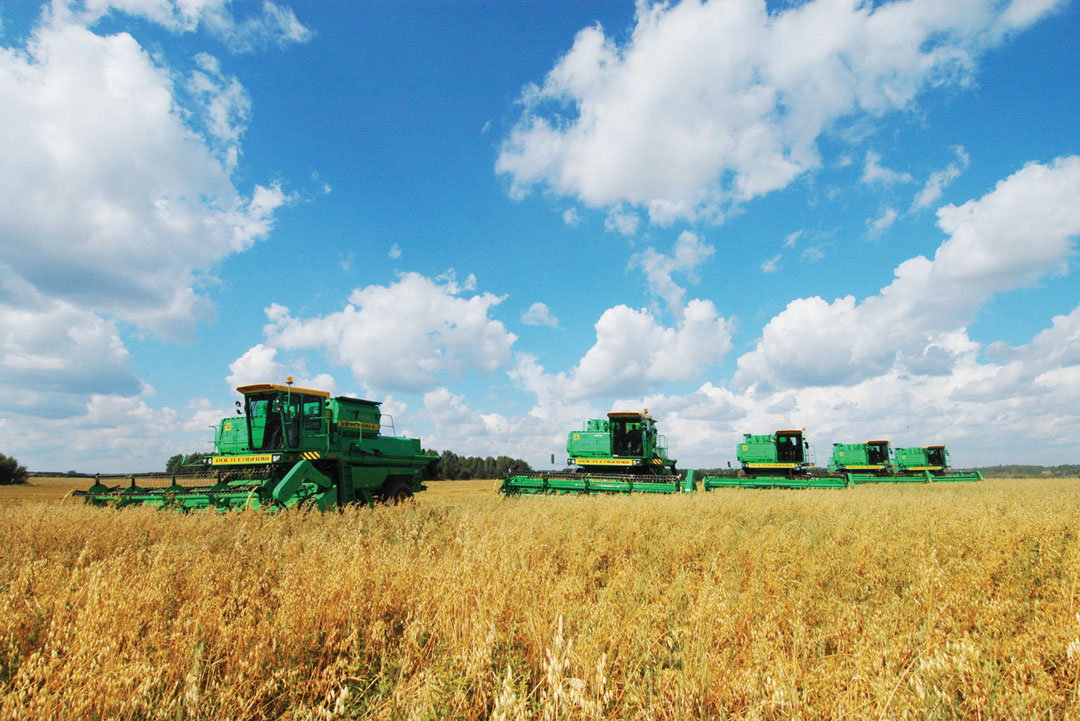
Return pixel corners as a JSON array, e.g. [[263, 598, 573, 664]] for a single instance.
[[0, 295, 137, 410], [225, 344, 338, 395], [0, 16, 291, 336], [468, 294, 1080, 470], [604, 206, 641, 235], [612, 297, 1080, 468], [263, 273, 517, 393], [0, 390, 228, 473], [912, 146, 970, 210], [0, 3, 301, 417], [497, 0, 1062, 224], [226, 344, 287, 388], [868, 207, 899, 236], [628, 230, 715, 318], [69, 0, 313, 52], [521, 302, 559, 327], [512, 298, 734, 406], [862, 150, 914, 185], [735, 156, 1080, 391], [411, 386, 570, 464]]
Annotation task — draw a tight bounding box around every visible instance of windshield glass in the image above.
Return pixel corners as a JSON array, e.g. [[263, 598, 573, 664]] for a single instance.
[[245, 393, 283, 451]]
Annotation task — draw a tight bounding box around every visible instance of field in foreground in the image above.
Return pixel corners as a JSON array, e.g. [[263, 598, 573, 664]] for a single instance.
[[2, 478, 1079, 720]]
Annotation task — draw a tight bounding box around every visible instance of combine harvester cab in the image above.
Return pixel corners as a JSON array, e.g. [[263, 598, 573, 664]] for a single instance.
[[700, 430, 848, 489], [500, 411, 695, 495], [78, 381, 432, 511], [895, 444, 982, 482], [827, 439, 926, 484]]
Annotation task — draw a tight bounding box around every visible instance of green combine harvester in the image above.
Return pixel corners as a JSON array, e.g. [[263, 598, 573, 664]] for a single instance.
[[828, 439, 924, 484], [501, 411, 694, 495], [828, 440, 981, 483], [895, 444, 983, 482], [77, 381, 432, 510], [697, 430, 850, 489], [501, 418, 981, 496]]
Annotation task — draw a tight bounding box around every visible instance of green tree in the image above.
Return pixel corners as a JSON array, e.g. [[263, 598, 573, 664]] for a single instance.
[[0, 454, 29, 485], [165, 453, 210, 473], [423, 450, 532, 480]]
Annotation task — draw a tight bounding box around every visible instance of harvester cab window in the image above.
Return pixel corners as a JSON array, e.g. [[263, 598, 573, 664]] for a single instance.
[[611, 418, 644, 457], [303, 398, 323, 431], [776, 433, 803, 463], [867, 443, 888, 465], [284, 394, 303, 448], [247, 393, 283, 451], [926, 447, 946, 466]]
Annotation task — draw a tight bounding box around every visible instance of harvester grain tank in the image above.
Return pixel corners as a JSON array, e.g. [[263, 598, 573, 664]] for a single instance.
[[697, 430, 849, 489], [500, 411, 694, 495], [78, 382, 432, 510]]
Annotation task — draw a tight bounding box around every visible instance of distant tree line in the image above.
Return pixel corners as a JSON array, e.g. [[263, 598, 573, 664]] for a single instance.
[[975, 465, 1080, 478], [0, 453, 29, 485], [165, 453, 211, 473], [422, 450, 532, 480]]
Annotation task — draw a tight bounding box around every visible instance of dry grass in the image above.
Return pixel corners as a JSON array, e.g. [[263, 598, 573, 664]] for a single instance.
[[2, 477, 1079, 719], [0, 476, 90, 505]]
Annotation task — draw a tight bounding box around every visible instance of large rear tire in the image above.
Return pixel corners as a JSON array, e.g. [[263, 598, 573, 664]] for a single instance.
[[381, 480, 414, 505]]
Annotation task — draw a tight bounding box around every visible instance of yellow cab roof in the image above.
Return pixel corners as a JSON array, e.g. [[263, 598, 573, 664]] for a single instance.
[[236, 383, 331, 399]]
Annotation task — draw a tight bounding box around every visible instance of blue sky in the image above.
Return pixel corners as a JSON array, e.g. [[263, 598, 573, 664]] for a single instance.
[[1, 0, 1078, 472]]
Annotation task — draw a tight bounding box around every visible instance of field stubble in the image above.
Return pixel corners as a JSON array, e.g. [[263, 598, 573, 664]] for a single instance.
[[1, 478, 1079, 719]]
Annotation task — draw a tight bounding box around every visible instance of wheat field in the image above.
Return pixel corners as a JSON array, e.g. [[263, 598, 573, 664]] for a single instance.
[[2, 477, 1079, 720]]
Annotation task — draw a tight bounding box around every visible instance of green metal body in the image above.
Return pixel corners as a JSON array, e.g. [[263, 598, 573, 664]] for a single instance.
[[828, 440, 893, 473], [501, 411, 683, 495], [827, 440, 905, 484], [698, 469, 850, 490], [735, 430, 813, 473], [79, 383, 431, 510], [701, 430, 835, 489], [826, 441, 982, 483], [895, 445, 983, 482], [500, 471, 695, 495]]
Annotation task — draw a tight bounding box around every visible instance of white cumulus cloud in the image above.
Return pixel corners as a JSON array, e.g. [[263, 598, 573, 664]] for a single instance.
[[735, 155, 1080, 391], [629, 230, 715, 319], [497, 0, 1062, 225], [262, 272, 517, 393], [522, 302, 559, 327], [0, 4, 299, 416], [70, 0, 313, 52], [912, 146, 971, 210], [512, 298, 734, 407]]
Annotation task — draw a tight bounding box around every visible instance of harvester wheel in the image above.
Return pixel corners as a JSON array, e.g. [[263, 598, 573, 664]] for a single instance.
[[382, 480, 414, 505]]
